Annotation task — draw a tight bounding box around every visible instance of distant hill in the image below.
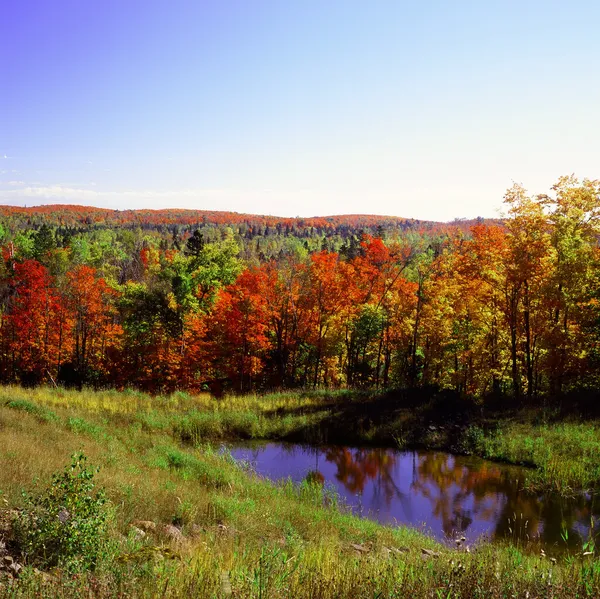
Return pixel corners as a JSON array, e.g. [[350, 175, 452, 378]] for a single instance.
[[0, 204, 502, 234]]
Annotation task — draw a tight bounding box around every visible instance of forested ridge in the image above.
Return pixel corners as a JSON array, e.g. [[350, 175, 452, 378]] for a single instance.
[[0, 175, 598, 398]]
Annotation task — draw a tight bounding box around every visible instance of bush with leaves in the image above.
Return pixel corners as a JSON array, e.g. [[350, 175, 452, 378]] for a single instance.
[[14, 453, 110, 571]]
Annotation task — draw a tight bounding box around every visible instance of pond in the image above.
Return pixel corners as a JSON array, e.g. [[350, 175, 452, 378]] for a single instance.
[[229, 442, 599, 554]]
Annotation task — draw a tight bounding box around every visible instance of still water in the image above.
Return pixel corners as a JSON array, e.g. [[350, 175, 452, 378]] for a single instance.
[[230, 443, 599, 553]]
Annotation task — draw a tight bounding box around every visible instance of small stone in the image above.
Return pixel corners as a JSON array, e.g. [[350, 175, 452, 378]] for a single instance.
[[133, 520, 157, 532], [8, 562, 21, 577], [350, 543, 370, 554], [421, 548, 440, 558], [57, 509, 71, 524], [130, 526, 146, 541], [163, 524, 184, 542]]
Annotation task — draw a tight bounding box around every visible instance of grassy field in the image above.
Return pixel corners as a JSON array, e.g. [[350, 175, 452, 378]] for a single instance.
[[0, 385, 599, 597], [8, 385, 599, 494]]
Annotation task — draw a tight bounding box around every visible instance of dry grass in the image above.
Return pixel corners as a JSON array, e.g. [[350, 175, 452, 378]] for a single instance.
[[0, 386, 599, 597]]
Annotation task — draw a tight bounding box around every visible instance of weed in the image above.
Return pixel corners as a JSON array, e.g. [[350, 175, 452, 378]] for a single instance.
[[1, 385, 600, 596], [14, 453, 110, 572]]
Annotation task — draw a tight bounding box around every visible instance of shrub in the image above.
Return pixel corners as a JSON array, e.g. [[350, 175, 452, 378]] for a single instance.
[[460, 425, 486, 455], [14, 453, 110, 571]]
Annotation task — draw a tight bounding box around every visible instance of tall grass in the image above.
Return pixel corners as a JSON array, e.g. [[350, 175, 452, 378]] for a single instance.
[[462, 421, 600, 494], [4, 384, 600, 493], [0, 386, 599, 596]]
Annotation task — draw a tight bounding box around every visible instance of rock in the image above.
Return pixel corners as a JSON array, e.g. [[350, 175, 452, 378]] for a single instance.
[[421, 548, 440, 558], [130, 526, 146, 541], [133, 520, 157, 532], [162, 524, 184, 542], [7, 562, 21, 577], [382, 546, 409, 557], [2, 556, 13, 565], [350, 543, 370, 554], [57, 509, 71, 523]]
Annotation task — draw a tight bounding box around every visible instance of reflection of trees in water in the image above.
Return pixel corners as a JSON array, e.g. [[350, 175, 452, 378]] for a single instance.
[[495, 492, 600, 551], [250, 443, 600, 550], [411, 452, 600, 547], [323, 448, 396, 495], [411, 452, 513, 536], [322, 447, 413, 519]]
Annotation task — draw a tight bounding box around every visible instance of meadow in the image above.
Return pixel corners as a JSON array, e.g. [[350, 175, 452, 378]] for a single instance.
[[11, 385, 598, 493], [0, 385, 599, 597]]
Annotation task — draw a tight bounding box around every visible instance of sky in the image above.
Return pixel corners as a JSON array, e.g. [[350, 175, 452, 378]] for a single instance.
[[1, 1, 599, 221]]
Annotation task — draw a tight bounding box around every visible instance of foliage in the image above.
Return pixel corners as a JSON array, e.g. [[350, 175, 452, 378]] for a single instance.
[[1, 387, 600, 596], [14, 453, 110, 571], [0, 177, 598, 399]]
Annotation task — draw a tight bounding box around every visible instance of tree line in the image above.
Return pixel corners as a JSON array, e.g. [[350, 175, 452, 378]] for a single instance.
[[0, 175, 598, 399]]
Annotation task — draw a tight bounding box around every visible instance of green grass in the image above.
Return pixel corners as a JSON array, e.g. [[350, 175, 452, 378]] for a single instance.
[[461, 421, 600, 494], [3, 385, 600, 494], [0, 385, 599, 596]]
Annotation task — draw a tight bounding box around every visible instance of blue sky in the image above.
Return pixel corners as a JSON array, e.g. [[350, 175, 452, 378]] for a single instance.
[[1, 1, 599, 220]]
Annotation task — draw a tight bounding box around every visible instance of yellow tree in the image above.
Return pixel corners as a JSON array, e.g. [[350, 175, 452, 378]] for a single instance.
[[539, 176, 600, 392], [504, 184, 554, 398]]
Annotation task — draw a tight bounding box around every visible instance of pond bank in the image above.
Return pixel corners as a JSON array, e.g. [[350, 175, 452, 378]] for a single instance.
[[229, 442, 600, 555], [7, 385, 600, 495], [0, 385, 599, 597], [166, 389, 600, 496]]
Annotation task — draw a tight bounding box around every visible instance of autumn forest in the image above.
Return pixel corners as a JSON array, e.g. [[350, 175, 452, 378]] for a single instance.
[[1, 175, 599, 401]]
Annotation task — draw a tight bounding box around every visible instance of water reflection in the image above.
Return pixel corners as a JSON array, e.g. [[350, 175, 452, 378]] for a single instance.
[[230, 443, 599, 553]]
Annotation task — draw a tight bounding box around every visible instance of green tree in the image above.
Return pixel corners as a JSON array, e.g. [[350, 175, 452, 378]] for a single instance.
[[32, 224, 56, 262]]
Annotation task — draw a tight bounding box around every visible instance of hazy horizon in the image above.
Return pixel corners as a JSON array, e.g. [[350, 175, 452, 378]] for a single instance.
[[2, 1, 599, 221], [0, 201, 502, 223]]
